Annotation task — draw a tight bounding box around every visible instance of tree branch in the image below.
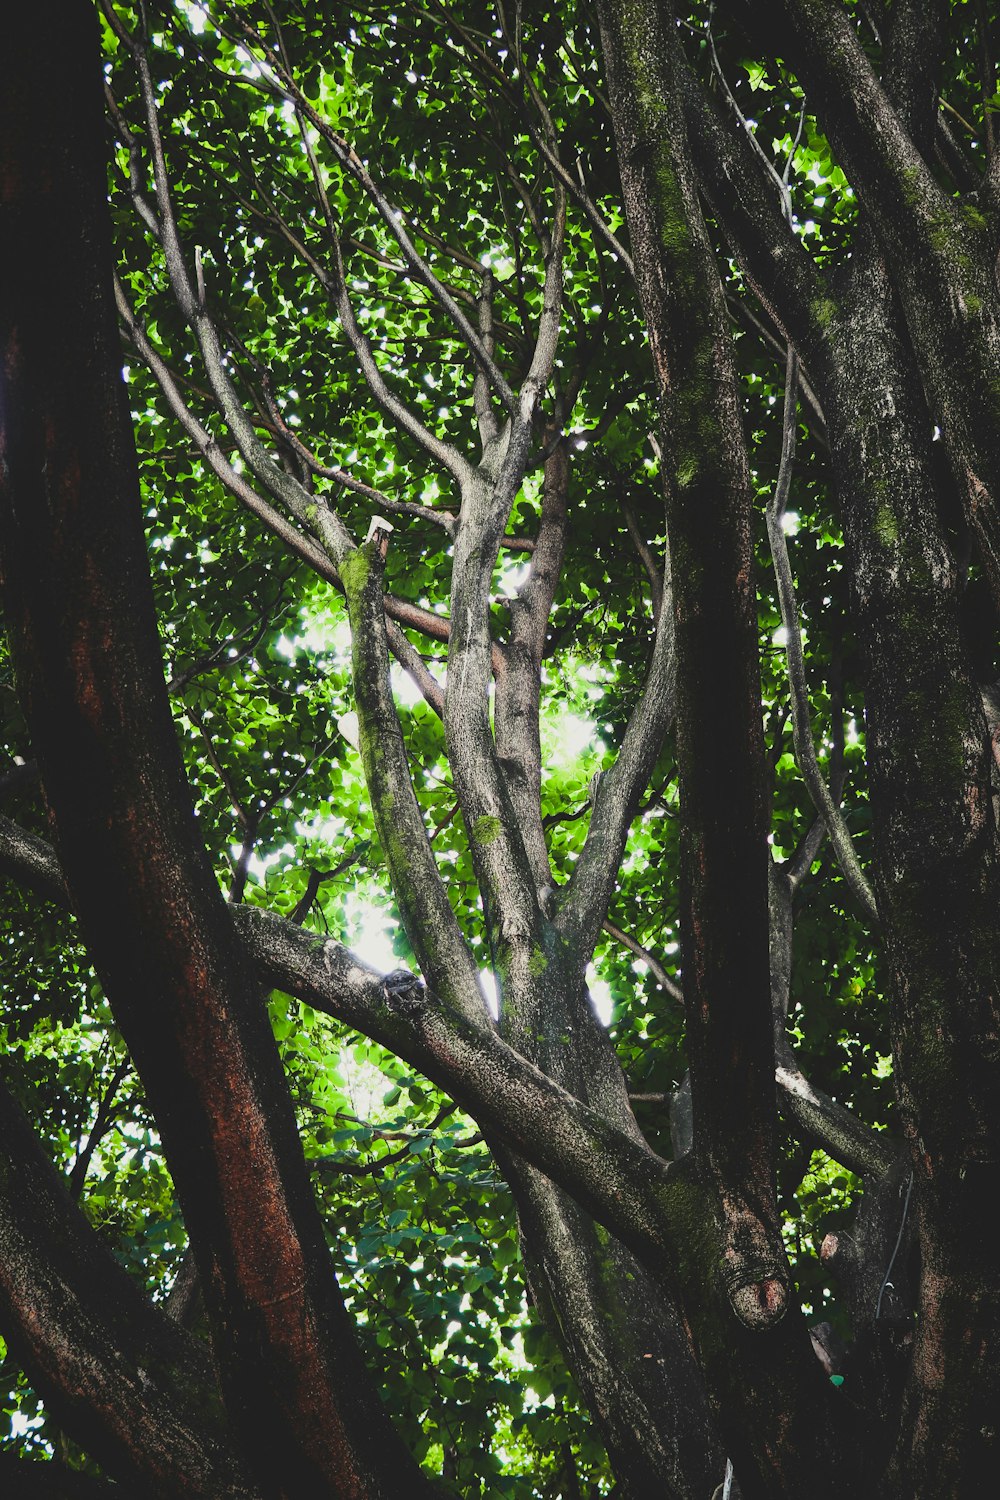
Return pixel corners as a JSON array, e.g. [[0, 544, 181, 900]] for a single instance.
[[5, 807, 679, 1246], [621, 494, 664, 625], [601, 917, 682, 1003], [596, 0, 784, 1357], [0, 18, 432, 1485], [0, 810, 896, 1204], [67, 1058, 132, 1201], [341, 535, 490, 1027], [678, 34, 834, 362], [493, 436, 571, 891], [442, 187, 568, 959], [0, 1079, 257, 1499], [116, 276, 447, 714], [765, 0, 1000, 609], [558, 573, 674, 962], [228, 2, 519, 421], [766, 346, 878, 925]]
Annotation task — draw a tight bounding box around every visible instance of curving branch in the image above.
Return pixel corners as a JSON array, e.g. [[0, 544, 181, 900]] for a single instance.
[[621, 494, 664, 625], [0, 820, 699, 1285], [226, 1, 519, 420], [320, 223, 478, 488], [764, 0, 952, 238], [601, 916, 682, 1003], [768, 855, 896, 1180], [104, 42, 358, 566], [0, 809, 897, 1194], [114, 276, 333, 563], [341, 534, 489, 1028], [221, 324, 460, 538], [115, 276, 446, 714], [775, 1061, 898, 1179], [766, 355, 878, 927], [442, 181, 568, 958], [0, 1082, 258, 1500]]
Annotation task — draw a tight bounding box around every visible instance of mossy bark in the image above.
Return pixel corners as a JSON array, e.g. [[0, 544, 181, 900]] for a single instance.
[[0, 12, 436, 1497], [810, 234, 1000, 1497]]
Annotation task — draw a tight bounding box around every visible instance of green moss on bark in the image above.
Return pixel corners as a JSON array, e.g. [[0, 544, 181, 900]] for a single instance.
[[470, 814, 502, 845]]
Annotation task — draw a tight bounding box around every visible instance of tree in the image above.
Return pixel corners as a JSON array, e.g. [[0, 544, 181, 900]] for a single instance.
[[1, 0, 998, 1495]]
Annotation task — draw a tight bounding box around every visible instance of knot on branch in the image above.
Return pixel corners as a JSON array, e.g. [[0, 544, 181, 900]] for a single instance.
[[726, 1273, 789, 1330], [719, 1200, 791, 1332], [382, 967, 426, 1016], [720, 1212, 790, 1329]]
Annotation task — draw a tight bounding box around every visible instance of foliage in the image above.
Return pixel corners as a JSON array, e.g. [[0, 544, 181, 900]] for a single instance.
[[3, 2, 1000, 1497]]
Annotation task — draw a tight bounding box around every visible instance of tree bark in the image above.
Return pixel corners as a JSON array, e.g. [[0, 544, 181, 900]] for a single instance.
[[595, 5, 865, 1495], [0, 8, 433, 1498], [808, 234, 1000, 1498]]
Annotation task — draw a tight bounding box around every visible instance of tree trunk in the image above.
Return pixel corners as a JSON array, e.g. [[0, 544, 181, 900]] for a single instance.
[[0, 8, 435, 1498]]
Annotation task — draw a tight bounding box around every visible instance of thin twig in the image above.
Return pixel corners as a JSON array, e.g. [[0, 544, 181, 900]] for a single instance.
[[602, 918, 683, 1003], [68, 1058, 131, 1200], [705, 42, 878, 921], [621, 496, 664, 625]]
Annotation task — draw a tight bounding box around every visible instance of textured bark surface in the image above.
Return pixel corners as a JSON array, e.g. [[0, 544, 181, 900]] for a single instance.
[[496, 945, 724, 1500], [0, 1084, 258, 1499], [590, 6, 868, 1497], [3, 1, 999, 1495], [815, 239, 1000, 1498], [596, 0, 775, 1230], [0, 8, 433, 1499]]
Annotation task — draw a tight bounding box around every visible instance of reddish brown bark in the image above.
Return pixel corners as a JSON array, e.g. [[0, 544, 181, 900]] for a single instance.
[[0, 8, 431, 1498]]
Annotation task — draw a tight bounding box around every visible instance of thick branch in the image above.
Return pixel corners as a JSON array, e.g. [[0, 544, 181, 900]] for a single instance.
[[443, 192, 567, 958], [765, 0, 949, 236], [493, 436, 571, 891], [0, 1081, 257, 1499], [678, 38, 834, 361], [767, 0, 1000, 609], [341, 537, 488, 1026], [597, 0, 777, 1238], [0, 16, 431, 1493], [0, 809, 897, 1232], [1, 844, 679, 1308]]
